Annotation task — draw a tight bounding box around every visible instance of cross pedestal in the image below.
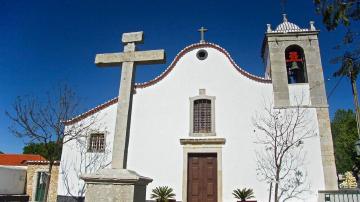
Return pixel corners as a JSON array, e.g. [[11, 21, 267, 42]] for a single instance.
[[80, 31, 165, 202], [81, 169, 152, 202]]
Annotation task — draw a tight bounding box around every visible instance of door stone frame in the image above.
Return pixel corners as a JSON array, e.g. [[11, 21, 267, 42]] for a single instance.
[[180, 138, 225, 202], [32, 169, 48, 202]]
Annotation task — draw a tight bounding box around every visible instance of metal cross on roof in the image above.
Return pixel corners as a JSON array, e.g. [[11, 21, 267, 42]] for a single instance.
[[198, 26, 208, 43]]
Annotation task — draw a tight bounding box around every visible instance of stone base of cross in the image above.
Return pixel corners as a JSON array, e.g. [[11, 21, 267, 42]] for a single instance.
[[81, 169, 152, 202], [81, 31, 165, 202]]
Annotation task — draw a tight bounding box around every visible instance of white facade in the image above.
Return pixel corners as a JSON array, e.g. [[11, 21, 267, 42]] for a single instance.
[[58, 42, 326, 202]]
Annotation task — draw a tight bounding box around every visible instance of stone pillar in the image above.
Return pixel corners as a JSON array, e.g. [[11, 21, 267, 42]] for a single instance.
[[81, 169, 152, 202], [305, 37, 338, 190], [268, 40, 290, 107], [316, 108, 338, 190]]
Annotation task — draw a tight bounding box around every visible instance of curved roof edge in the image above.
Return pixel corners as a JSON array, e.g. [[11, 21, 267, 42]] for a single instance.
[[64, 42, 272, 125], [64, 97, 118, 125], [135, 42, 271, 88]]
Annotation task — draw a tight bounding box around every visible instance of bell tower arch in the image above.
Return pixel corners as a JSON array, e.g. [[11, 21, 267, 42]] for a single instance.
[[285, 44, 308, 84], [261, 14, 338, 190]]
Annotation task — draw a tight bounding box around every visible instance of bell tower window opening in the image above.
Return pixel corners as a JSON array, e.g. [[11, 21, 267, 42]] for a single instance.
[[193, 99, 212, 133], [285, 45, 307, 84]]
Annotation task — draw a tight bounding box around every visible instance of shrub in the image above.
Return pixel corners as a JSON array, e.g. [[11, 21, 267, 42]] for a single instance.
[[150, 186, 176, 202], [232, 188, 255, 201]]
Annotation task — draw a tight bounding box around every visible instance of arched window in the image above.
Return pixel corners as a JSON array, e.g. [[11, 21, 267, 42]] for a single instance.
[[285, 45, 307, 84], [193, 99, 212, 133]]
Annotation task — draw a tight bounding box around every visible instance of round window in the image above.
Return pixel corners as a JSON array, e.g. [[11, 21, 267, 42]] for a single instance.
[[196, 49, 208, 60]]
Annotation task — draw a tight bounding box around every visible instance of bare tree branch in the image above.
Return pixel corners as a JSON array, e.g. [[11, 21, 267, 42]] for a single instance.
[[5, 84, 98, 202], [253, 100, 315, 202]]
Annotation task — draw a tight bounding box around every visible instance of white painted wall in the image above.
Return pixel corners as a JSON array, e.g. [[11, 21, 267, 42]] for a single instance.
[[58, 44, 325, 202], [58, 107, 114, 197], [0, 166, 27, 194]]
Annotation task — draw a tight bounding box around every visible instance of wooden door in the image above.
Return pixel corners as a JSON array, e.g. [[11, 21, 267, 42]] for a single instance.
[[188, 153, 217, 202]]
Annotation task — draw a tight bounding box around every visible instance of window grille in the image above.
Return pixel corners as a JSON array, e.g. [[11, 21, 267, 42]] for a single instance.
[[193, 99, 211, 133], [88, 133, 105, 152]]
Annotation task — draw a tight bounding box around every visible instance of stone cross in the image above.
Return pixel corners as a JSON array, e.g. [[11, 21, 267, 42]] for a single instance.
[[198, 26, 208, 43], [95, 31, 165, 169]]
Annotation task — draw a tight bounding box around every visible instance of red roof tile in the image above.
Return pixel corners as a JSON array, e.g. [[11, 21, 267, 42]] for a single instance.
[[0, 154, 46, 166]]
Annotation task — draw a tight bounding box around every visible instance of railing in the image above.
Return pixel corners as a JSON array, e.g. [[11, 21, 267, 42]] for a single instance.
[[318, 190, 360, 202]]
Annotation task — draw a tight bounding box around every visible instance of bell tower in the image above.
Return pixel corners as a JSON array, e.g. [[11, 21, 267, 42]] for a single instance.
[[262, 14, 338, 190]]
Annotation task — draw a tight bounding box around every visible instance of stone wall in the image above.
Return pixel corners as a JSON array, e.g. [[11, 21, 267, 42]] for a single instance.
[[26, 162, 59, 202]]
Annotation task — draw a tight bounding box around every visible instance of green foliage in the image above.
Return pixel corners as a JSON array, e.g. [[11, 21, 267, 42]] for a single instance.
[[332, 51, 360, 81], [23, 141, 62, 161], [150, 186, 176, 202], [331, 109, 360, 174], [0, 151, 3, 154], [232, 188, 255, 201], [313, 1, 359, 107], [314, 0, 359, 30]]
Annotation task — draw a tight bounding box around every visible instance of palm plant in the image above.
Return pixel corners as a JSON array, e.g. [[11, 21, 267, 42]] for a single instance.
[[232, 188, 255, 201], [150, 186, 176, 202]]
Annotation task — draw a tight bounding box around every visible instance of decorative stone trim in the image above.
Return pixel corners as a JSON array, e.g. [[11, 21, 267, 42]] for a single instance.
[[181, 137, 225, 202], [189, 90, 216, 137], [180, 138, 225, 145]]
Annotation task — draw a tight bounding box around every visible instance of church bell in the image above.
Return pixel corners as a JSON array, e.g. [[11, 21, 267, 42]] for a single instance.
[[289, 61, 300, 70]]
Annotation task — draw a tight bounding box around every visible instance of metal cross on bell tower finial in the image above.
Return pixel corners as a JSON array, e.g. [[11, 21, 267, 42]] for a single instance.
[[198, 26, 208, 43]]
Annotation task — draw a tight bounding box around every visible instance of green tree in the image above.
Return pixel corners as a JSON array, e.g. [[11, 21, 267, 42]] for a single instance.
[[23, 142, 61, 161], [332, 109, 360, 175], [314, 0, 359, 30], [314, 1, 360, 141]]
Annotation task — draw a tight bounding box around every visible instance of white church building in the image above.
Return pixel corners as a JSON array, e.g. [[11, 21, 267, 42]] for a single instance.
[[57, 15, 338, 202]]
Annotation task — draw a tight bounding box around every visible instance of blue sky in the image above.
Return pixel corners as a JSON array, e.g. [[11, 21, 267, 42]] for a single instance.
[[0, 0, 355, 153]]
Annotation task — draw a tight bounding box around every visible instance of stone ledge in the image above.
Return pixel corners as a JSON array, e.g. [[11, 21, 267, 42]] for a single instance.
[[180, 137, 226, 145], [318, 189, 360, 194], [81, 169, 152, 185], [274, 104, 329, 109]]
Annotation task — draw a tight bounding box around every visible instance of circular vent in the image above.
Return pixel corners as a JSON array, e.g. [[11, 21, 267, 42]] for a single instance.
[[196, 49, 208, 60]]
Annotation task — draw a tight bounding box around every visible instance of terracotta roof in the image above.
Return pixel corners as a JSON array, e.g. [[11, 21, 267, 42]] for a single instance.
[[0, 154, 46, 166], [64, 42, 271, 125]]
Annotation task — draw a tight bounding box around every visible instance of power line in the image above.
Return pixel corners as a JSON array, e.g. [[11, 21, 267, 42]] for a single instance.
[[327, 75, 345, 99]]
